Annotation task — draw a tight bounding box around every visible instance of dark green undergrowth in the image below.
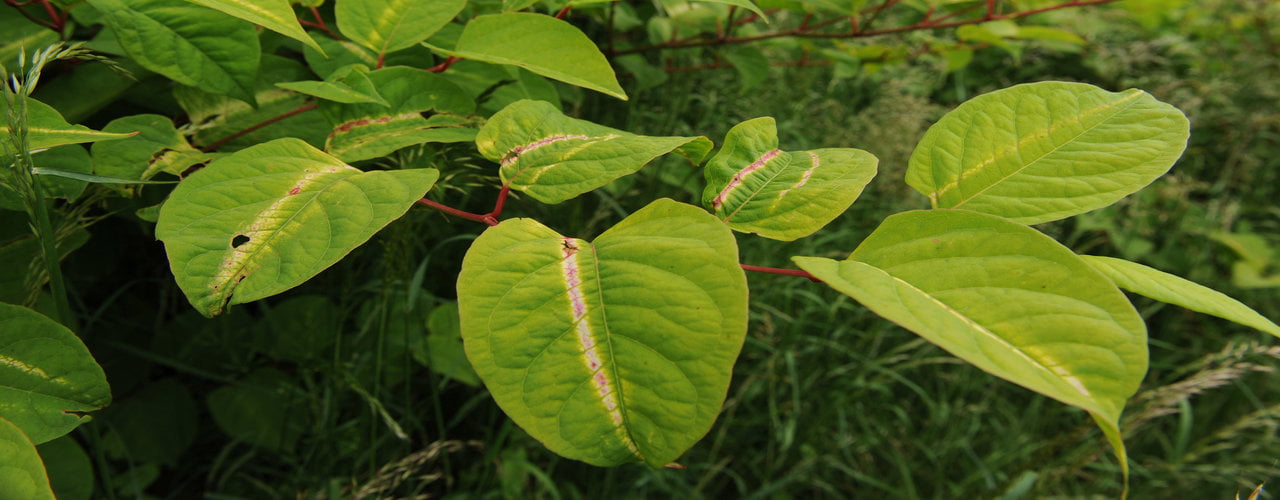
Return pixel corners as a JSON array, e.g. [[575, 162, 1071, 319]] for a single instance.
[[10, 2, 1279, 499]]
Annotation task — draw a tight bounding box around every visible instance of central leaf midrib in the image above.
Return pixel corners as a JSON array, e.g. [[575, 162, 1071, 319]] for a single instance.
[[205, 170, 357, 302], [587, 243, 644, 459]]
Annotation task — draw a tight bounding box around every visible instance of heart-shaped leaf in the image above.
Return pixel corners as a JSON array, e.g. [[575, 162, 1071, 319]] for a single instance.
[[794, 209, 1148, 476], [458, 199, 748, 466], [476, 100, 711, 204], [1083, 255, 1280, 338], [156, 138, 438, 317], [907, 81, 1190, 224], [425, 13, 627, 100], [703, 117, 877, 241], [0, 303, 110, 445]]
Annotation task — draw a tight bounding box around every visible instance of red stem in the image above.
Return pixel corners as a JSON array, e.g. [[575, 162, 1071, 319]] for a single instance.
[[301, 8, 341, 40], [555, 5, 572, 19], [5, 0, 57, 30], [200, 102, 318, 152], [416, 183, 510, 227], [741, 264, 821, 282], [426, 56, 460, 73], [416, 198, 498, 226]]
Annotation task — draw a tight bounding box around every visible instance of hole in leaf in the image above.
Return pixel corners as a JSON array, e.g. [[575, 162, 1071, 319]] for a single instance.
[[231, 234, 250, 248]]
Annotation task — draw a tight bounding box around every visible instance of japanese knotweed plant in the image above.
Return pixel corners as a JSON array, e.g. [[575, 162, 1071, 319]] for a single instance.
[[2, 1, 1279, 497]]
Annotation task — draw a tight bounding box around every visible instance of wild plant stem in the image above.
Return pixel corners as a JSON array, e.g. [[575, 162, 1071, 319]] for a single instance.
[[740, 264, 821, 282]]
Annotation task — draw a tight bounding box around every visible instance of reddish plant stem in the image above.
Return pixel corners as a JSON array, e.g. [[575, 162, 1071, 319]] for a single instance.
[[555, 5, 572, 19], [416, 183, 510, 227], [5, 0, 58, 31], [416, 198, 498, 226], [426, 56, 460, 73], [741, 264, 822, 282], [199, 102, 318, 152], [301, 7, 341, 40], [609, 0, 1119, 55]]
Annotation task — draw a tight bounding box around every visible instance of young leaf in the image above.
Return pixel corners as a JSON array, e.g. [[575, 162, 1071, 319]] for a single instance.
[[907, 81, 1190, 224], [476, 100, 711, 204], [702, 117, 877, 241], [155, 138, 438, 317], [793, 209, 1148, 477], [186, 0, 325, 53], [88, 0, 262, 103], [1082, 255, 1280, 337], [0, 303, 111, 444], [424, 13, 628, 100], [336, 0, 466, 56], [458, 199, 748, 466], [0, 97, 134, 149], [0, 417, 55, 500], [319, 66, 477, 162]]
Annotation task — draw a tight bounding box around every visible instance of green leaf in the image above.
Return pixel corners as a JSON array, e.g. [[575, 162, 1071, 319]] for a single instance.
[[336, 0, 466, 55], [206, 368, 305, 452], [702, 117, 877, 241], [793, 209, 1147, 476], [425, 13, 628, 100], [694, 0, 767, 19], [319, 66, 478, 162], [476, 100, 711, 204], [0, 229, 89, 305], [99, 379, 196, 465], [275, 80, 389, 106], [90, 114, 203, 182], [907, 81, 1190, 224], [458, 199, 748, 466], [0, 416, 54, 500], [423, 303, 480, 386], [36, 436, 93, 500], [88, 0, 262, 103], [0, 97, 134, 150], [721, 47, 770, 92], [0, 303, 111, 444], [1082, 255, 1280, 338], [156, 138, 438, 317], [186, 0, 325, 53]]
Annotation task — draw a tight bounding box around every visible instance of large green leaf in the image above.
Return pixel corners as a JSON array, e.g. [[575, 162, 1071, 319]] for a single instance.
[[425, 13, 627, 100], [0, 416, 54, 500], [89, 0, 261, 103], [793, 209, 1147, 475], [207, 368, 305, 452], [0, 303, 111, 445], [155, 138, 438, 317], [0, 97, 134, 150], [1082, 255, 1280, 338], [36, 436, 93, 500], [702, 117, 877, 241], [458, 199, 748, 466], [0, 14, 59, 73], [476, 100, 711, 204], [336, 0, 466, 56], [319, 66, 477, 162], [906, 81, 1190, 224], [186, 0, 324, 53]]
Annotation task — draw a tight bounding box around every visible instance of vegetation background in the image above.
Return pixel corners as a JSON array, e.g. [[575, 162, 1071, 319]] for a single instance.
[[4, 0, 1279, 498]]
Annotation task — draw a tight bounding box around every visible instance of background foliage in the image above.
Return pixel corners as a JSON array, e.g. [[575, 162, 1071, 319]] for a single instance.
[[1, 0, 1278, 498]]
